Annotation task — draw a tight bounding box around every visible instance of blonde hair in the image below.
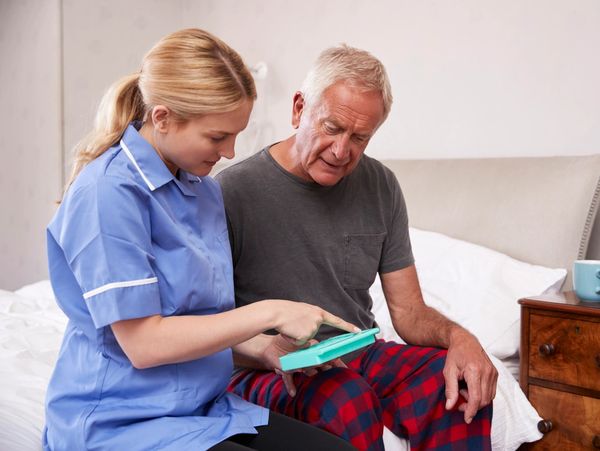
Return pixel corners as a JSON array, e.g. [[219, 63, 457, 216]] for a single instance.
[[300, 44, 392, 120], [65, 28, 256, 190]]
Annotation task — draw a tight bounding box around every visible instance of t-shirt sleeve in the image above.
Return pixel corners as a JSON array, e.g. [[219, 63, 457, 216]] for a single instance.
[[216, 169, 242, 266], [52, 177, 162, 328], [379, 172, 415, 274]]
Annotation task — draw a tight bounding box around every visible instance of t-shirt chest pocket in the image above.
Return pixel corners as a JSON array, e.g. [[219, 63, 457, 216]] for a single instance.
[[343, 233, 386, 289]]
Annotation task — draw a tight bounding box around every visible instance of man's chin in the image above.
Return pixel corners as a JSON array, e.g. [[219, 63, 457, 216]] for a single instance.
[[310, 170, 344, 186]]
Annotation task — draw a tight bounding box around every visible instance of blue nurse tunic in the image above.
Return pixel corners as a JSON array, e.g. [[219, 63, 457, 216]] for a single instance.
[[43, 123, 268, 450]]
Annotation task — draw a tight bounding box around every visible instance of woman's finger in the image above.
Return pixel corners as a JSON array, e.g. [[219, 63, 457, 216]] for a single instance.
[[321, 312, 361, 333]]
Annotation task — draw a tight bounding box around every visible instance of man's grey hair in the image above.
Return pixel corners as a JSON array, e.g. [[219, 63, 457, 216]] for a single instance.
[[300, 44, 393, 120]]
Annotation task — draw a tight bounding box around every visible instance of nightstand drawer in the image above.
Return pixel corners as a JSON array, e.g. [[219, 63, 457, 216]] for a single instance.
[[528, 385, 600, 449], [528, 313, 600, 391]]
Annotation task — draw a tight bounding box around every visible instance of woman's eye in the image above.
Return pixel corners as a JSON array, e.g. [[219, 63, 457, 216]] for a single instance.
[[211, 136, 226, 143]]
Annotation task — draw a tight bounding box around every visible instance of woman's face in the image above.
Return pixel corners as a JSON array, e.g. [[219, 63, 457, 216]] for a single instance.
[[151, 100, 253, 177]]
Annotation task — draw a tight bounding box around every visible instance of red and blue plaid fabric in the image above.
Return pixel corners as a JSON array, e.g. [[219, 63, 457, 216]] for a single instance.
[[228, 340, 492, 451]]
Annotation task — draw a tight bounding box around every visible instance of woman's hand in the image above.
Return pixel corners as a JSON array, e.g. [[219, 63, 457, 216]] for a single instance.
[[111, 299, 358, 370], [268, 300, 360, 345], [261, 334, 347, 397]]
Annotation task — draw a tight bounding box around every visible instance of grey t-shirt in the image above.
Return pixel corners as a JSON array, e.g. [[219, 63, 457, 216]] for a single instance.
[[216, 147, 414, 343]]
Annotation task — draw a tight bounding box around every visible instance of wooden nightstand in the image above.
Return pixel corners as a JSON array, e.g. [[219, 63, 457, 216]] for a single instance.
[[519, 292, 600, 449]]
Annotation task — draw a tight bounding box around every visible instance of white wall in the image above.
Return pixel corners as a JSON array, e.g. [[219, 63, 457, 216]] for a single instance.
[[0, 0, 62, 290], [62, 0, 190, 173], [62, 0, 600, 164], [2, 0, 599, 288], [188, 0, 600, 160]]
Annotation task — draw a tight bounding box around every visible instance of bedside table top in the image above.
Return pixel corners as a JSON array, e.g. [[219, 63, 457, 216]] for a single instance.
[[519, 291, 600, 317]]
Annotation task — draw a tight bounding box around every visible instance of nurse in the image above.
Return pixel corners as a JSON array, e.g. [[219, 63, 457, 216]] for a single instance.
[[44, 28, 357, 451]]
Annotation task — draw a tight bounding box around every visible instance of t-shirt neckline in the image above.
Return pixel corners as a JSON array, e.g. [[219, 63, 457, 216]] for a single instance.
[[262, 145, 340, 192]]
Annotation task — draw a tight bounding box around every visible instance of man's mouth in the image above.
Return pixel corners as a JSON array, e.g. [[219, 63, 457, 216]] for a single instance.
[[320, 158, 346, 169]]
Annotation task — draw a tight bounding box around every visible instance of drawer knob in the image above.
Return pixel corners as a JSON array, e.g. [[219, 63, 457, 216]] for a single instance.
[[537, 419, 553, 433], [594, 435, 600, 449], [538, 343, 555, 356]]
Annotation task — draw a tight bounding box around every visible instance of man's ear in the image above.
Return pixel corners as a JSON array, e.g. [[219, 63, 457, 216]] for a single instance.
[[291, 92, 305, 129], [150, 105, 171, 133]]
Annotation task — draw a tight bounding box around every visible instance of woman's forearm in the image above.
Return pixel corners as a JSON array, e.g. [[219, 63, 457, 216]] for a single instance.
[[111, 301, 278, 369]]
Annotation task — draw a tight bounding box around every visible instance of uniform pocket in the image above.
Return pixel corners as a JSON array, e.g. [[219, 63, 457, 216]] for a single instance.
[[343, 233, 385, 289]]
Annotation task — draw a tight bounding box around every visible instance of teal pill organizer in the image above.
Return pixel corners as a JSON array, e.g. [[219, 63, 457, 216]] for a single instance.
[[279, 327, 380, 371]]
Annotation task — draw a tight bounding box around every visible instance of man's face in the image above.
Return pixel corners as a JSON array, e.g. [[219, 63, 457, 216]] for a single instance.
[[292, 81, 385, 186]]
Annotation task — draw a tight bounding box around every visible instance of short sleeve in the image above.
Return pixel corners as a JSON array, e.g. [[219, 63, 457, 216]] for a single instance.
[[51, 176, 162, 328], [379, 171, 415, 274]]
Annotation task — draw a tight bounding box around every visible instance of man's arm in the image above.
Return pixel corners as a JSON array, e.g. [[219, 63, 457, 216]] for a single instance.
[[380, 265, 498, 424], [232, 333, 273, 369]]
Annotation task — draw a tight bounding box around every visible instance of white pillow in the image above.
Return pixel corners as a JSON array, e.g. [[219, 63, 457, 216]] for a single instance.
[[371, 227, 567, 360]]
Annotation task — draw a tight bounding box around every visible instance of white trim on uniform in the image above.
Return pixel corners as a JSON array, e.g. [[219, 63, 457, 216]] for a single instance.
[[120, 139, 156, 191], [83, 277, 158, 300]]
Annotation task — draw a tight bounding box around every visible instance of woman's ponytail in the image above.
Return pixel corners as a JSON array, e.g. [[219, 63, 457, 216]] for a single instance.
[[64, 73, 144, 192]]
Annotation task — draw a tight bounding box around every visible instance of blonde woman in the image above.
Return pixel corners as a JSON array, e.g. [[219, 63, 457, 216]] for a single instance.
[[44, 29, 357, 451]]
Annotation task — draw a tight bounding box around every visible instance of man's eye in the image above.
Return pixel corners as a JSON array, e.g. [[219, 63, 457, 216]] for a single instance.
[[324, 124, 338, 133], [211, 136, 226, 142]]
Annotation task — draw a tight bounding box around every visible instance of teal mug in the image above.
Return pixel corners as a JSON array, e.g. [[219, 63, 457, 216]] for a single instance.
[[573, 260, 600, 302]]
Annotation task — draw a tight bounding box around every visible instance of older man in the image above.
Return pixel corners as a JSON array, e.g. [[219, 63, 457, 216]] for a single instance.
[[216, 45, 497, 450]]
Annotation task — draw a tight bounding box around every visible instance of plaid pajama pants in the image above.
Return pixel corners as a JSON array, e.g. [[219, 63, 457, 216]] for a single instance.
[[228, 340, 492, 451]]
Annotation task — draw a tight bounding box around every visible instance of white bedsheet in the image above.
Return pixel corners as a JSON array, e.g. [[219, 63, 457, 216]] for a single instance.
[[0, 281, 66, 450], [0, 280, 542, 450]]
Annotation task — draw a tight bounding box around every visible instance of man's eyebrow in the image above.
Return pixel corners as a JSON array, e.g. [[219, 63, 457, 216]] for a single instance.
[[323, 119, 341, 128]]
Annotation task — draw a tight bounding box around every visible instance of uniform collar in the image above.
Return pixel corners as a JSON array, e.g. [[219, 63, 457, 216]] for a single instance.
[[120, 123, 176, 192], [120, 123, 204, 196]]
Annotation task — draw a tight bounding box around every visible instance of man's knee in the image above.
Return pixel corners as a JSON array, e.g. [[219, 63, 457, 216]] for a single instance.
[[298, 368, 383, 432]]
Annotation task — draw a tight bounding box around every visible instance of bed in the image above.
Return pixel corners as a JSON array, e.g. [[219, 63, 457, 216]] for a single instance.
[[1, 154, 599, 450]]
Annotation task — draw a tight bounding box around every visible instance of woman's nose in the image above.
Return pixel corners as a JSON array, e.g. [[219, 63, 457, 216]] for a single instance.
[[219, 140, 236, 160]]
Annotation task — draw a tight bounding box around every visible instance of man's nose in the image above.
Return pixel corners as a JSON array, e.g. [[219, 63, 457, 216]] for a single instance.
[[331, 135, 351, 161]]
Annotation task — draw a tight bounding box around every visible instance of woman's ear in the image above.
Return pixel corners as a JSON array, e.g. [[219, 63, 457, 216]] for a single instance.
[[150, 105, 171, 133]]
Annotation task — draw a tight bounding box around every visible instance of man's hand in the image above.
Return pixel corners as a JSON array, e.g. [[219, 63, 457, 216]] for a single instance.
[[443, 329, 498, 424], [261, 334, 346, 397], [381, 267, 498, 424]]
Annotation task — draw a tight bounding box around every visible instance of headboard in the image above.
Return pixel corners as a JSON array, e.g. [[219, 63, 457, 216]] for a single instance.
[[381, 155, 600, 289]]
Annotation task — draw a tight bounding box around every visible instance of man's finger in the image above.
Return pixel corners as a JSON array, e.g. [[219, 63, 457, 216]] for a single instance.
[[481, 353, 498, 406], [278, 370, 297, 397], [463, 371, 482, 424], [331, 358, 347, 369], [490, 371, 498, 403], [483, 366, 498, 405], [480, 376, 494, 406], [303, 367, 318, 377], [444, 368, 460, 410]]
